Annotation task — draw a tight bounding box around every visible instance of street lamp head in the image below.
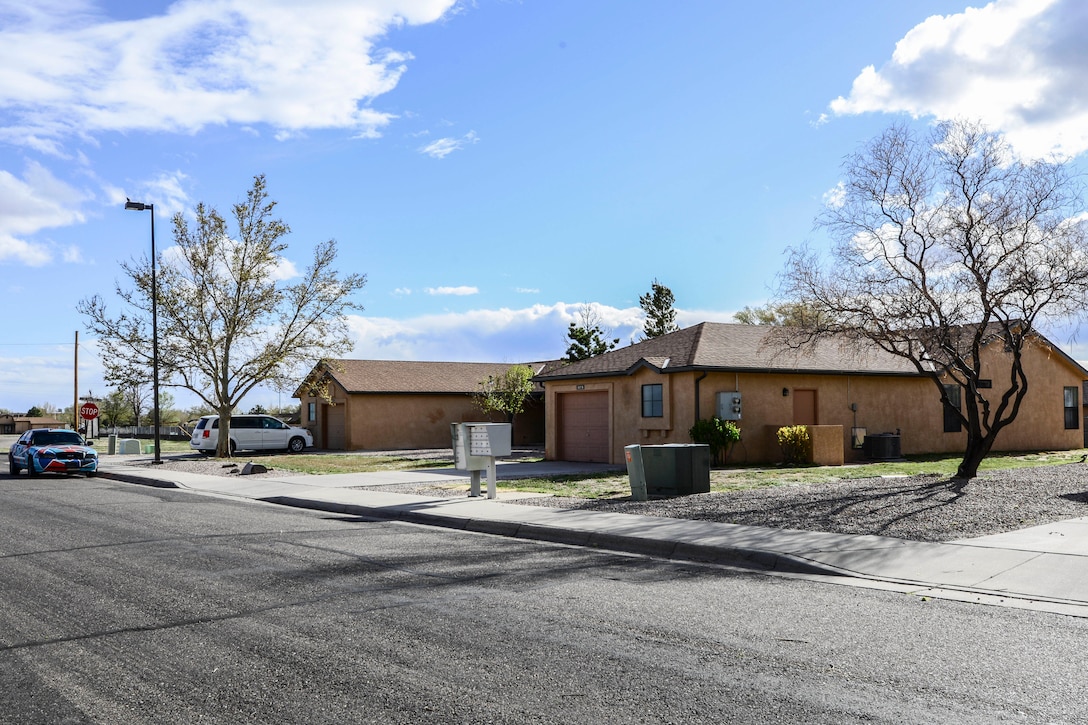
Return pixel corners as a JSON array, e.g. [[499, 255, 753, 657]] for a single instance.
[[125, 198, 152, 211]]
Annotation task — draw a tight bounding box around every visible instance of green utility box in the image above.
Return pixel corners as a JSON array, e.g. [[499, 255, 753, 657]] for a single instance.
[[626, 444, 711, 497], [624, 445, 648, 501]]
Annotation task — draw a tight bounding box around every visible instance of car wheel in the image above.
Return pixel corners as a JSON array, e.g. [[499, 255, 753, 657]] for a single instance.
[[287, 437, 305, 453], [86, 470, 97, 478], [8, 455, 19, 475], [26, 455, 36, 477], [229, 439, 237, 456]]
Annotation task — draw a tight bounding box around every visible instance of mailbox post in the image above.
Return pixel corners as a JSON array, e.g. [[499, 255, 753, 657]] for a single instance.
[[450, 422, 512, 499]]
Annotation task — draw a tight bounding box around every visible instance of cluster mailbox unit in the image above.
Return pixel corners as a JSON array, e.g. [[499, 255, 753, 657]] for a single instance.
[[450, 422, 512, 499]]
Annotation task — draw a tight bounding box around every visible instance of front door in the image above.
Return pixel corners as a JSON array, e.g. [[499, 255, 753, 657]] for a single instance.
[[793, 389, 817, 426]]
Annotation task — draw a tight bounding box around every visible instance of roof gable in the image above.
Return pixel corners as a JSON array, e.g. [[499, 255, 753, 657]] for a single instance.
[[300, 360, 554, 396], [537, 322, 921, 380]]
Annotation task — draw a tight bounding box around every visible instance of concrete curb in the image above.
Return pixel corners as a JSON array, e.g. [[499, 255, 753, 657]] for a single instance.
[[260, 494, 839, 576], [99, 470, 180, 489]]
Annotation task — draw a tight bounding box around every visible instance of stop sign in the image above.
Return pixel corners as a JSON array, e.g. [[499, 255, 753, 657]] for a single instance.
[[80, 402, 100, 420]]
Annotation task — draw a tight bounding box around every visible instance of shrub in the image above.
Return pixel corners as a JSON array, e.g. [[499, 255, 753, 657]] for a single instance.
[[776, 425, 811, 466], [689, 417, 741, 465]]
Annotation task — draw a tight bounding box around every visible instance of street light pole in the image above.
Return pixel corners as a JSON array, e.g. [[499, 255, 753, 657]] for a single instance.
[[125, 199, 162, 465]]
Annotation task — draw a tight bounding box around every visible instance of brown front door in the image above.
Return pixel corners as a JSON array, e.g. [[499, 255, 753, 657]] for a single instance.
[[322, 404, 346, 450], [793, 389, 817, 426], [557, 391, 609, 462]]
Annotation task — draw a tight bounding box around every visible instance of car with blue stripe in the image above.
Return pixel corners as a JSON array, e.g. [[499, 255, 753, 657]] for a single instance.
[[8, 428, 99, 477]]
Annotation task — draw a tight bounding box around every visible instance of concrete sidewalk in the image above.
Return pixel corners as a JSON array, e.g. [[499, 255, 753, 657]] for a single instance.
[[98, 456, 1088, 618]]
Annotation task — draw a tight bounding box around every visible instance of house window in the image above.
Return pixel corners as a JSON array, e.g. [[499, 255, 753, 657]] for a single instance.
[[1064, 387, 1079, 430], [307, 402, 316, 422], [642, 384, 663, 418], [943, 384, 962, 433]]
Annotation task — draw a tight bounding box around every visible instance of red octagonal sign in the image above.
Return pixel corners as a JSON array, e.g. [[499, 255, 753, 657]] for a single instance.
[[80, 402, 100, 420]]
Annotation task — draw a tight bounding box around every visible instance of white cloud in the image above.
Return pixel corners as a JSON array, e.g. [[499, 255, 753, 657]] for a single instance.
[[269, 257, 301, 281], [345, 302, 633, 361], [419, 130, 479, 159], [0, 340, 108, 416], [515, 287, 540, 294], [0, 233, 52, 266], [0, 161, 89, 265], [426, 285, 478, 296], [829, 0, 1088, 159], [0, 0, 459, 149], [822, 182, 846, 209], [341, 302, 742, 362]]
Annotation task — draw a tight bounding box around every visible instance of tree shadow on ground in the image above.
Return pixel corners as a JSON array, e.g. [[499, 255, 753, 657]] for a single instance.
[[546, 472, 1081, 542]]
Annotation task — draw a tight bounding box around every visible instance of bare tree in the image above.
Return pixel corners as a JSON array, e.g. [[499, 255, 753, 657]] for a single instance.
[[779, 120, 1088, 479], [734, 301, 826, 326], [124, 381, 151, 427], [81, 175, 366, 457]]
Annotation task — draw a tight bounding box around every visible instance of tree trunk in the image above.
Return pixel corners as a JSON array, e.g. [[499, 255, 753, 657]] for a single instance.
[[216, 406, 232, 459], [956, 435, 994, 479]]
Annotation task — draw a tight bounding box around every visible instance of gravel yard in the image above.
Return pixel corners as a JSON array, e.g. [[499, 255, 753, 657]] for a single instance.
[[124, 454, 1088, 544], [507, 466, 1088, 543]]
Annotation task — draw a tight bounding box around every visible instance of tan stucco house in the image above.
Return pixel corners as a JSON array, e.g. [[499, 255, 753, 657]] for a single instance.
[[295, 360, 551, 451], [534, 322, 1088, 465], [0, 415, 69, 434]]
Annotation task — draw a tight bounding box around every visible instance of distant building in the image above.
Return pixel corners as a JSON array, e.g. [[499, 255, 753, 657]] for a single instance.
[[0, 415, 69, 434], [295, 360, 554, 450]]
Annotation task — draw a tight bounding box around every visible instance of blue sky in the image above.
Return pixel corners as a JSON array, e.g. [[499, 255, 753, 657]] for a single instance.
[[3, 0, 1088, 414]]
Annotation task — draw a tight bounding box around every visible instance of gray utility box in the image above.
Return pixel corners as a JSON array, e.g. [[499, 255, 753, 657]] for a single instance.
[[118, 438, 142, 455], [716, 391, 742, 421], [626, 444, 711, 497]]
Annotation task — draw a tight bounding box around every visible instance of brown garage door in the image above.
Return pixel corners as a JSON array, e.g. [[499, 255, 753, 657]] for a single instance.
[[557, 391, 609, 462]]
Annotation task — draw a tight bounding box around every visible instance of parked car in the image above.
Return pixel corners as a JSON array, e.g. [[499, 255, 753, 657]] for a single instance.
[[189, 414, 314, 455], [9, 428, 98, 477]]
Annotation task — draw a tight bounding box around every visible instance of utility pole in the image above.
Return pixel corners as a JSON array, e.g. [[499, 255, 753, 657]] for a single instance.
[[73, 331, 79, 431]]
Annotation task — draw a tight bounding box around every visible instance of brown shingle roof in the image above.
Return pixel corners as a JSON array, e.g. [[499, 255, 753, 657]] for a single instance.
[[308, 360, 555, 395], [536, 322, 922, 380]]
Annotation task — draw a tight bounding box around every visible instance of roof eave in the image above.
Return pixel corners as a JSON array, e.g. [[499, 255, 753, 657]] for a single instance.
[[536, 364, 927, 382]]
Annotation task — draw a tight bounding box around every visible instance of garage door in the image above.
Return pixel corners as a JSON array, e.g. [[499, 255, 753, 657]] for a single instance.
[[557, 391, 609, 463]]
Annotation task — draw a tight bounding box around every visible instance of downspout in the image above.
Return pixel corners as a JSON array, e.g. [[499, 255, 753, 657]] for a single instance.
[[694, 371, 708, 424]]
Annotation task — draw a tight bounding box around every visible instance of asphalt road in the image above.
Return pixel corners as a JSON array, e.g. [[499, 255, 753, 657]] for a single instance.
[[1, 472, 1086, 724]]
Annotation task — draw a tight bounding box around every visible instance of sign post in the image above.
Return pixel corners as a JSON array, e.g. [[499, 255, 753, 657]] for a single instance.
[[80, 402, 100, 439]]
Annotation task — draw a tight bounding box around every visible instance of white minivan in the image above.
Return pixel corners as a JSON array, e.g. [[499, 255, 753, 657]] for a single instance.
[[190, 414, 314, 455]]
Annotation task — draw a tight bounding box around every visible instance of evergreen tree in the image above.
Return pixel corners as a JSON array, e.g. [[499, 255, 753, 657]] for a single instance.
[[565, 304, 618, 361], [640, 279, 678, 339]]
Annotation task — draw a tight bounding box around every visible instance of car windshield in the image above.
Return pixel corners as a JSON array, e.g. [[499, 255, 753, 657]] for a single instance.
[[32, 431, 84, 446]]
